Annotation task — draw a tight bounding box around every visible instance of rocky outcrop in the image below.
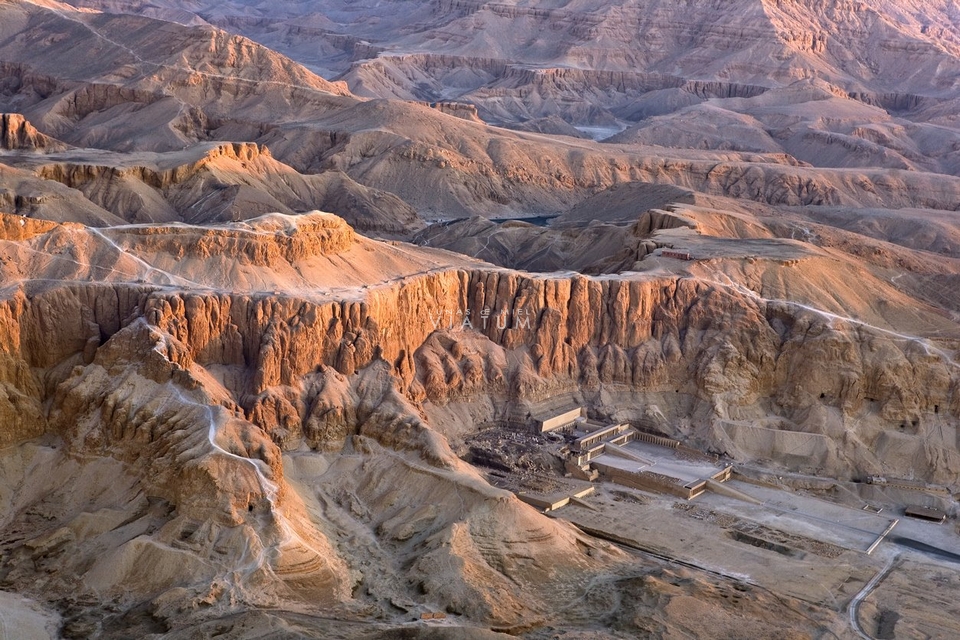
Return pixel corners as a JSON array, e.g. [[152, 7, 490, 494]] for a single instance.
[[35, 142, 270, 190], [0, 206, 956, 634], [331, 0, 960, 128], [1, 242, 955, 481], [411, 203, 689, 273], [4, 1, 960, 634], [0, 114, 68, 151], [12, 142, 422, 231], [122, 211, 357, 263], [3, 0, 960, 225], [417, 101, 483, 122], [330, 122, 960, 214], [0, 255, 627, 632], [0, 213, 59, 241], [45, 84, 169, 131], [848, 91, 929, 113], [0, 62, 67, 112]]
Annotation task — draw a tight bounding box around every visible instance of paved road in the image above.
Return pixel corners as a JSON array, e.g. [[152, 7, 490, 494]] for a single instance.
[[849, 554, 899, 640], [892, 537, 960, 564]]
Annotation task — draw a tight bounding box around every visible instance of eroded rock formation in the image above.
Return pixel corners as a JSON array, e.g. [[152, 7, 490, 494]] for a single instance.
[[0, 187, 956, 638], [1, 113, 68, 152], [0, 1, 959, 637]]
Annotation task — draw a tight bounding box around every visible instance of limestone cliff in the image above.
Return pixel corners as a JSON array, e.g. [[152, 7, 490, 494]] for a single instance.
[[0, 212, 633, 631], [0, 207, 957, 635], [2, 1, 960, 636], [0, 114, 68, 152], [0, 212, 956, 483], [3, 142, 422, 232]]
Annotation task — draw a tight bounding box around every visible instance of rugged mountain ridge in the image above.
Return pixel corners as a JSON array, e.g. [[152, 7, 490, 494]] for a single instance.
[[4, 1, 960, 227], [0, 113, 67, 151], [1, 210, 957, 482], [1, 134, 422, 230], [67, 0, 960, 122], [0, 204, 956, 636], [0, 2, 959, 637], [0, 211, 632, 634]]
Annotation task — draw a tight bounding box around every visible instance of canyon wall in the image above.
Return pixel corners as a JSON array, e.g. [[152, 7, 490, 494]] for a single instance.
[[3, 255, 957, 481]]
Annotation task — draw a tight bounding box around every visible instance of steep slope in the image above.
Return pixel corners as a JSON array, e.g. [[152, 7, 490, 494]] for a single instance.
[[63, 0, 960, 90], [259, 97, 960, 218], [65, 0, 960, 123], [0, 212, 630, 635], [4, 0, 960, 226], [1, 2, 959, 638], [1, 206, 958, 485], [0, 204, 956, 636], [0, 113, 69, 151], [0, 0, 353, 152], [78, 0, 958, 186], [1, 133, 422, 231], [609, 80, 960, 174]]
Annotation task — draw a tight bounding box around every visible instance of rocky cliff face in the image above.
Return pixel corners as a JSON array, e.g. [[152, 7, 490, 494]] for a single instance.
[[1, 211, 956, 481], [0, 203, 957, 634], [0, 113, 68, 151], [1, 133, 422, 231], [0, 212, 636, 632], [258, 96, 960, 219], [1, 1, 959, 635], [188, 0, 960, 134]]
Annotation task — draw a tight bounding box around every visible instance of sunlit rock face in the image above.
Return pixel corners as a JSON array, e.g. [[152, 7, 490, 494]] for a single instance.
[[1, 1, 959, 638], [0, 202, 958, 636]]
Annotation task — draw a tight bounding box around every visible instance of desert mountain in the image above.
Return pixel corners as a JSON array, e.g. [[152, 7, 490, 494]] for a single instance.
[[1, 138, 422, 230], [3, 0, 960, 226], [59, 0, 960, 92], [56, 0, 960, 160], [0, 1, 959, 639], [1, 194, 958, 637]]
